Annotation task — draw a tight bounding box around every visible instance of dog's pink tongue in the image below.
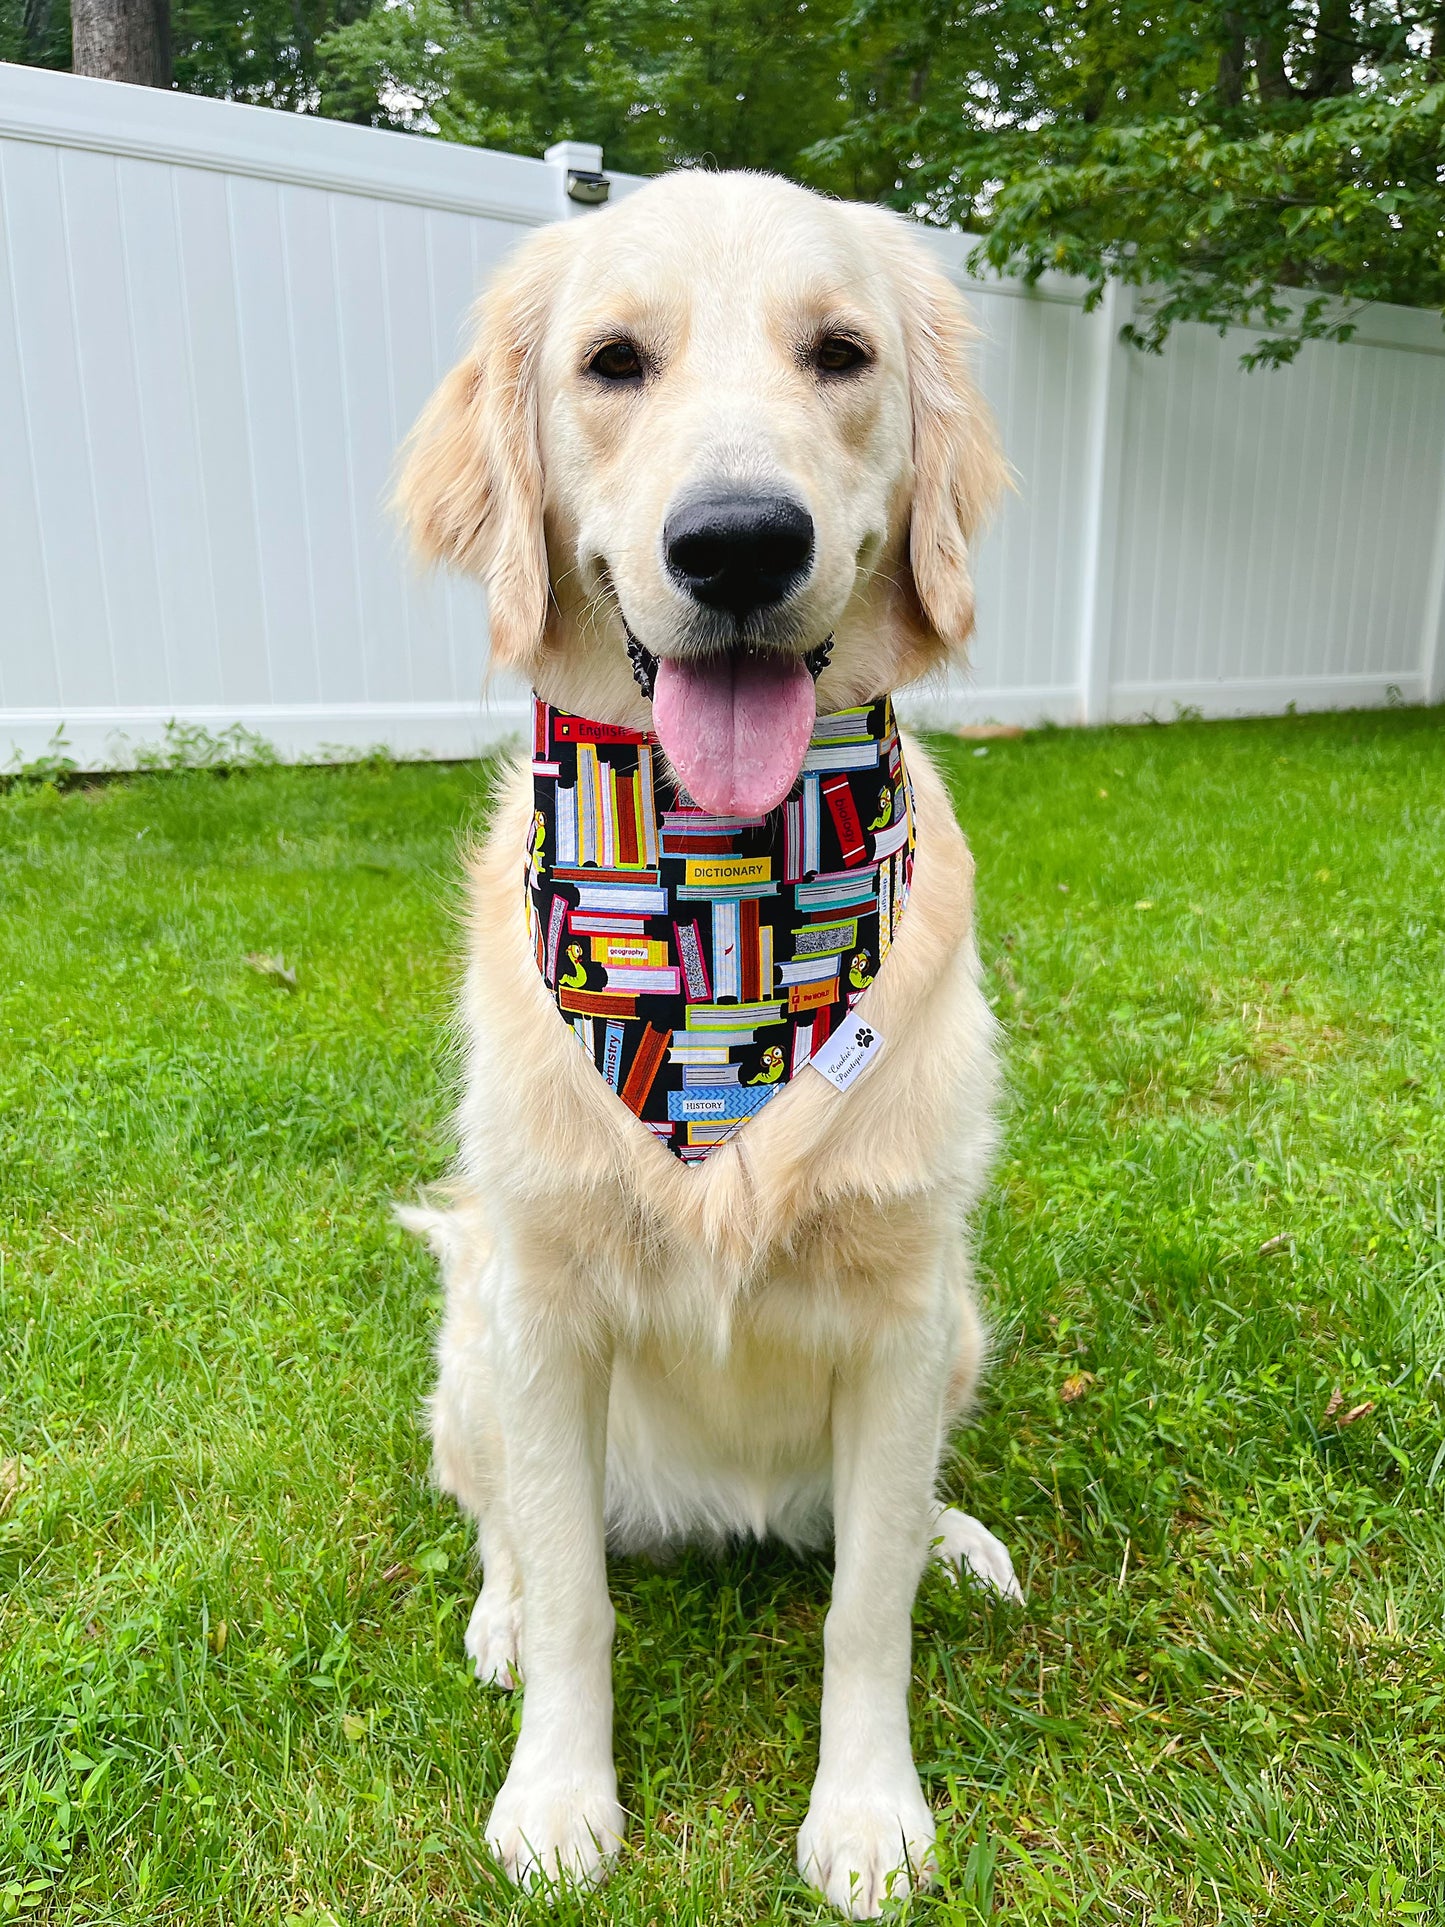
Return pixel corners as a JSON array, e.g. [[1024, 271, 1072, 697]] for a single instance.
[[652, 654, 815, 817]]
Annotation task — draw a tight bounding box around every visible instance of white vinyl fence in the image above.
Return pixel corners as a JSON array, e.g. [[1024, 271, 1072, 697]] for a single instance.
[[2, 61, 1443, 770]]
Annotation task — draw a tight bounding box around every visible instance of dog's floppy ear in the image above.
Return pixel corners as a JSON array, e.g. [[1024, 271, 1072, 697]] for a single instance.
[[396, 225, 569, 672], [877, 218, 1008, 666]]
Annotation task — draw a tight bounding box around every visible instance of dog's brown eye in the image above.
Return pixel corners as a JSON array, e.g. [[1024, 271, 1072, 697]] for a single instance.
[[587, 339, 644, 383], [813, 334, 872, 376]]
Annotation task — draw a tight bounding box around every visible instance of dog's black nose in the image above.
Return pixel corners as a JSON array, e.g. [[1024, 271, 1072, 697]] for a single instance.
[[664, 493, 814, 620]]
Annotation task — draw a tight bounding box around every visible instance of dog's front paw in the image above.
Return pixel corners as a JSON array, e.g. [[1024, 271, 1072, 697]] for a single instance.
[[797, 1773, 936, 1919], [932, 1506, 1025, 1602], [464, 1585, 522, 1688], [486, 1763, 623, 1891]]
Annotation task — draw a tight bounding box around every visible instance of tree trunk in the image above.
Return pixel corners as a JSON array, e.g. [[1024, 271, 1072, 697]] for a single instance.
[[1305, 0, 1356, 98], [288, 0, 316, 82], [1216, 10, 1247, 105], [22, 0, 53, 58], [1077, 0, 1108, 124], [1252, 29, 1294, 102], [72, 0, 172, 86]]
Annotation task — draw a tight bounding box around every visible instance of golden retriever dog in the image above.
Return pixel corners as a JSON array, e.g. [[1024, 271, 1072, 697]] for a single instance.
[[395, 169, 1019, 1918]]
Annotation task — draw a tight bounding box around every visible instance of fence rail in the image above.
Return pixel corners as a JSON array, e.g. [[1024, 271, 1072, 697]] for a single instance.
[[3, 61, 1443, 770]]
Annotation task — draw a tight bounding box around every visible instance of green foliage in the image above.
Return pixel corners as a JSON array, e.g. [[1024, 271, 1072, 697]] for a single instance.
[[1, 727, 78, 790], [0, 0, 71, 68], [169, 0, 370, 109], [975, 78, 1445, 366], [310, 0, 890, 186], [4, 706, 1445, 1920], [814, 0, 1445, 362], [129, 718, 279, 771]]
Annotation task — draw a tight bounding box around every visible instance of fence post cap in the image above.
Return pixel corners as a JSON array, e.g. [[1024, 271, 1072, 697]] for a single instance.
[[545, 140, 610, 211], [544, 140, 605, 173]]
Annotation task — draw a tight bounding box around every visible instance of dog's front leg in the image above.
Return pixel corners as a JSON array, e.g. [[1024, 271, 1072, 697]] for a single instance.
[[798, 1330, 946, 1919], [484, 1299, 623, 1891]]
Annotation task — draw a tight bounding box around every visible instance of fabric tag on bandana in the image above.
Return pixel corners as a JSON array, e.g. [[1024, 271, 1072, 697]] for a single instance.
[[809, 1013, 886, 1092]]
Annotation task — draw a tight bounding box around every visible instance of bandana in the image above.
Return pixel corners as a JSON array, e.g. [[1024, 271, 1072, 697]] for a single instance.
[[525, 693, 915, 1162]]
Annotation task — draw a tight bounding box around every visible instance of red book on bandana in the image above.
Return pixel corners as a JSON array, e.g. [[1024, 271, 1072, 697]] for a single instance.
[[821, 774, 867, 866]]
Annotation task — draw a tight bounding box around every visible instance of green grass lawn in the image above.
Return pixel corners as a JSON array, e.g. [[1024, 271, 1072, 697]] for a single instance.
[[3, 707, 1445, 1926]]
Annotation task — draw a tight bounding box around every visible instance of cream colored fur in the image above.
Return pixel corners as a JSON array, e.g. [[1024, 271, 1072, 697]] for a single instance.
[[396, 169, 1020, 1920]]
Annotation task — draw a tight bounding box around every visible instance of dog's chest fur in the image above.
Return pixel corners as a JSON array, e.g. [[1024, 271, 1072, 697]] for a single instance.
[[485, 1187, 967, 1553], [512, 1178, 949, 1353]]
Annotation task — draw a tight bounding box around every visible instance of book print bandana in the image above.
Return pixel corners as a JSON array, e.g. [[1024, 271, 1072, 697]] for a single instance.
[[525, 692, 916, 1163]]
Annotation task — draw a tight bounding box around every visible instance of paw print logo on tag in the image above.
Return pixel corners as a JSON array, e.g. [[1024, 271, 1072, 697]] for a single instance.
[[854, 1026, 874, 1049]]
